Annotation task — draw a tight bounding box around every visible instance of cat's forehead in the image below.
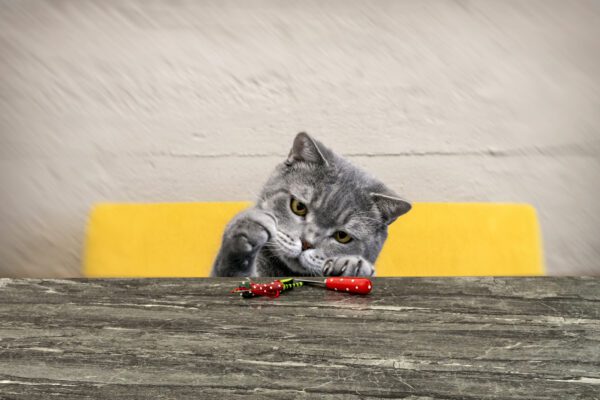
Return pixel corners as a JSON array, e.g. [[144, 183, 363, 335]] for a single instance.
[[285, 160, 378, 218], [290, 184, 315, 203], [289, 179, 366, 205], [290, 182, 373, 225]]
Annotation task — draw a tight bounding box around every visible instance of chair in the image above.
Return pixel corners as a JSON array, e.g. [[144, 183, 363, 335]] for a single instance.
[[83, 202, 544, 277]]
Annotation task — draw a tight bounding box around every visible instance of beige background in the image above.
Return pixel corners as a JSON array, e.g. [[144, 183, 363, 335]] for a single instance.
[[1, 0, 599, 277]]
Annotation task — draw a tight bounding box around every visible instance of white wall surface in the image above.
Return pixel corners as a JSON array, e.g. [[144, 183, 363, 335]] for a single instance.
[[1, 0, 599, 277]]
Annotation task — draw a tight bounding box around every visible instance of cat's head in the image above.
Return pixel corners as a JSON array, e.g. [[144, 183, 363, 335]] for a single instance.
[[257, 132, 411, 276]]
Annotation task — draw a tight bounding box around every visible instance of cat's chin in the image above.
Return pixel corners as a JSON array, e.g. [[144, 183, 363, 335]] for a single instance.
[[273, 249, 324, 276], [297, 250, 326, 276]]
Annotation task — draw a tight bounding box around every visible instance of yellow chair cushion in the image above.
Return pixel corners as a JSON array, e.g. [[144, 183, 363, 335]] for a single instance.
[[83, 202, 544, 277]]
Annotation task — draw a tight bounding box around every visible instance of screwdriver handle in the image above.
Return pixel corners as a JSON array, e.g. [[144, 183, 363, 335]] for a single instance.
[[324, 277, 372, 295]]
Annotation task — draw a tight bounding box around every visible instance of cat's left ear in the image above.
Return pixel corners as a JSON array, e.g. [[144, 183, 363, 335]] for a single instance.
[[371, 193, 412, 225], [286, 132, 329, 167]]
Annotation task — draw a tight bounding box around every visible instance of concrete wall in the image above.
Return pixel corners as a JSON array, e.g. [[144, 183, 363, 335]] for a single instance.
[[1, 0, 599, 277]]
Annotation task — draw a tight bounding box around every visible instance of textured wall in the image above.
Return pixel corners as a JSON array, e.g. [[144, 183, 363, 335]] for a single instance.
[[1, 0, 599, 277]]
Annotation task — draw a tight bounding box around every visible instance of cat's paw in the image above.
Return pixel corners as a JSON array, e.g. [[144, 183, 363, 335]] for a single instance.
[[224, 208, 277, 255], [322, 256, 375, 277]]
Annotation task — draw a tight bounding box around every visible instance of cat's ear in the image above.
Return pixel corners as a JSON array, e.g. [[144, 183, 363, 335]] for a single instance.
[[286, 132, 329, 166], [371, 193, 412, 225]]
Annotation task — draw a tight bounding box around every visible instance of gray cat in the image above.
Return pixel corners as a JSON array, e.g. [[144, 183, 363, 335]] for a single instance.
[[211, 132, 411, 277]]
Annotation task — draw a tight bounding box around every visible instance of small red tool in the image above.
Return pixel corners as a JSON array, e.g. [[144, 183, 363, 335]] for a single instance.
[[295, 277, 372, 295], [231, 278, 302, 298]]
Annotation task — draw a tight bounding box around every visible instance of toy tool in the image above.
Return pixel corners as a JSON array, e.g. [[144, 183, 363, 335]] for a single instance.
[[231, 278, 303, 298], [295, 277, 372, 295]]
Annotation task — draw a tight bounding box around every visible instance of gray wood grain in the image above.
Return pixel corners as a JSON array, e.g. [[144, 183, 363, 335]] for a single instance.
[[0, 277, 599, 399]]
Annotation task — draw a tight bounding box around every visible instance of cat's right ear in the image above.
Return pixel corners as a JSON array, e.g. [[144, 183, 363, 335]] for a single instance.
[[371, 193, 412, 225], [285, 132, 329, 167]]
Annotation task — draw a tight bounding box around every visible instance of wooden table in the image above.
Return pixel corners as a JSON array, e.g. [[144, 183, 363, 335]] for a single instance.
[[0, 277, 598, 399]]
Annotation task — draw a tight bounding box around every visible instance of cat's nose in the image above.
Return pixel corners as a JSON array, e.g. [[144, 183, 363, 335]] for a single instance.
[[301, 239, 314, 251]]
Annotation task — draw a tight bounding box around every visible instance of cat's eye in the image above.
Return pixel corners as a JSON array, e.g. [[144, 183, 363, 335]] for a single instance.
[[290, 198, 308, 217], [334, 231, 352, 244]]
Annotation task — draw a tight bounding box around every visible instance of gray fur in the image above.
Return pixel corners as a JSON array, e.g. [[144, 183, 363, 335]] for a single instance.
[[211, 132, 411, 277]]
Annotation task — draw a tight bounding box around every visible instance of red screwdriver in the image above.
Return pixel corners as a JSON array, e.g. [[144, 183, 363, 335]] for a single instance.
[[295, 277, 372, 295]]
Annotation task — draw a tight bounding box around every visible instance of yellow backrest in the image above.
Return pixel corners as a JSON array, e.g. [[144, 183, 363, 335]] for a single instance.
[[83, 202, 544, 277]]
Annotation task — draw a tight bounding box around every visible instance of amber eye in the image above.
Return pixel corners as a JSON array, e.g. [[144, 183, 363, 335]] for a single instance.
[[290, 198, 308, 216], [334, 231, 352, 244]]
